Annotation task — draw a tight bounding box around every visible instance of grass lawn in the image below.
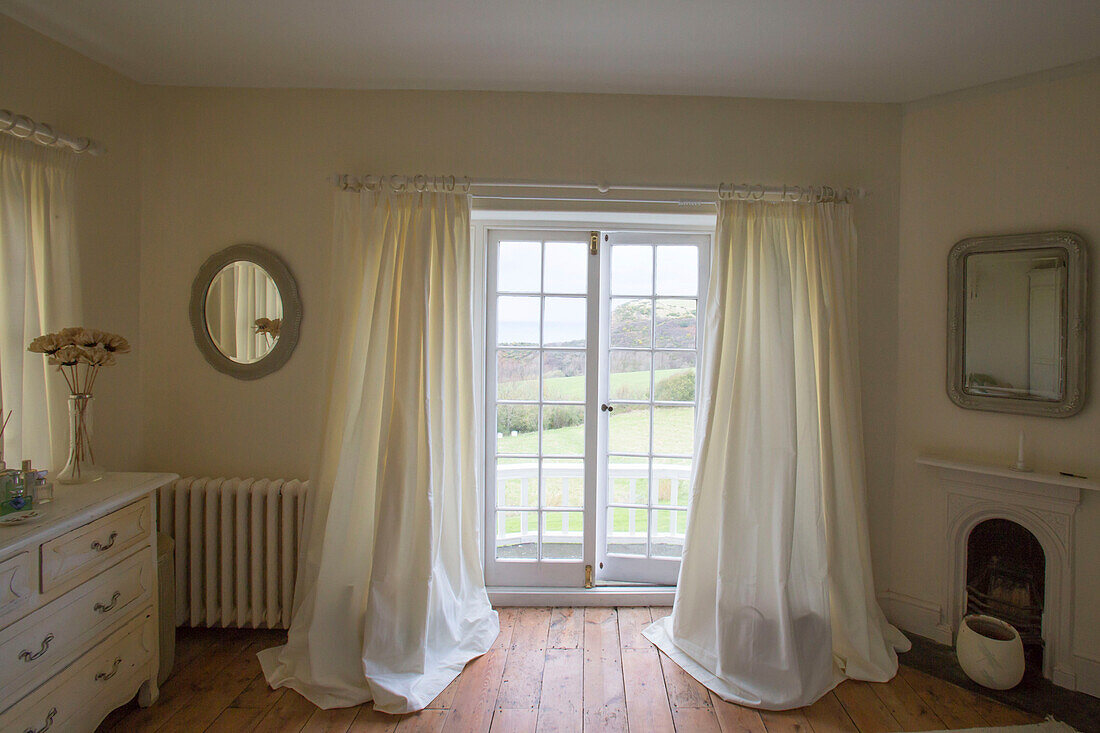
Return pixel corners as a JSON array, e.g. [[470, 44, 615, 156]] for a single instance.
[[498, 367, 689, 402], [497, 405, 693, 456], [496, 368, 694, 539]]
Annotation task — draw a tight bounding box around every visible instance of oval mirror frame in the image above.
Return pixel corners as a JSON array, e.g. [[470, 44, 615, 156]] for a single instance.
[[189, 244, 302, 380]]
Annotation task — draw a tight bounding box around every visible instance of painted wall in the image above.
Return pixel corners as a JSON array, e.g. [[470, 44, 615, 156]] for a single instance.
[[1, 15, 903, 590], [0, 15, 143, 471], [135, 87, 903, 577], [892, 66, 1100, 673]]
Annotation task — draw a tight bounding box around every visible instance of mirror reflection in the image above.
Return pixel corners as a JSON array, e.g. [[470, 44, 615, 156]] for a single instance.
[[963, 248, 1066, 401], [204, 261, 284, 364]]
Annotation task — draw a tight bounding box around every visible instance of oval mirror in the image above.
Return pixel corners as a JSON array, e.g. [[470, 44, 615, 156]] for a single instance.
[[190, 244, 301, 379]]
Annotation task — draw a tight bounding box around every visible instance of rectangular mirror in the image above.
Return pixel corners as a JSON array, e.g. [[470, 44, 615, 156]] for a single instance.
[[948, 231, 1087, 416]]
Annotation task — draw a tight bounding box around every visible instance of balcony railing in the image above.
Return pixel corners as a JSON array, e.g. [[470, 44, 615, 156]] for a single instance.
[[495, 461, 690, 548]]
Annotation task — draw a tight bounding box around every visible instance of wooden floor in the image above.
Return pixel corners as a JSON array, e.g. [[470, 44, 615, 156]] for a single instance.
[[99, 607, 1041, 732]]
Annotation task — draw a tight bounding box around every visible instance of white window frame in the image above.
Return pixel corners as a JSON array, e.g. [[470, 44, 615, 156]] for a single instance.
[[475, 212, 713, 590]]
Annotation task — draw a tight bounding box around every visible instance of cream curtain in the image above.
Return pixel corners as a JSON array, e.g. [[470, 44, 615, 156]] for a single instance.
[[0, 137, 81, 471], [205, 262, 283, 362], [645, 200, 909, 709], [258, 189, 498, 714]]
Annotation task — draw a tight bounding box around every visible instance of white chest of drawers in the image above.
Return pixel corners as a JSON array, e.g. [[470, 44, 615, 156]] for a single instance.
[[0, 472, 177, 733]]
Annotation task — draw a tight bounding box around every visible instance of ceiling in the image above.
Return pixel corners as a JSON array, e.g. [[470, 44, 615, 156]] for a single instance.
[[3, 0, 1098, 103]]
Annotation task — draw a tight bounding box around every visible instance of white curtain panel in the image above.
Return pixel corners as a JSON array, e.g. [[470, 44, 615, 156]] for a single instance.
[[258, 189, 498, 714], [0, 137, 81, 471], [645, 199, 909, 710]]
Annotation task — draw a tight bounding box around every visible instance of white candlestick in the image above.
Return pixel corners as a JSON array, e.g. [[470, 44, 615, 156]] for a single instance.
[[1011, 429, 1032, 472]]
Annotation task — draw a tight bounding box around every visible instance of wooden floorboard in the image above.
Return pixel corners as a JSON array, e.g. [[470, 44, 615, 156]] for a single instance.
[[97, 608, 1044, 733]]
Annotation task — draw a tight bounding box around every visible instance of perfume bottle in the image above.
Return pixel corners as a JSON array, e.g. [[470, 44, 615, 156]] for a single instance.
[[0, 466, 29, 515]]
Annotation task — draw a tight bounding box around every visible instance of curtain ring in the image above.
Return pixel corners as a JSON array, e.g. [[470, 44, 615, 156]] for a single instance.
[[34, 123, 59, 146], [734, 184, 748, 201], [389, 174, 405, 192], [460, 177, 472, 194], [0, 110, 16, 133], [11, 115, 35, 138], [717, 182, 728, 200], [750, 184, 764, 201], [445, 174, 456, 192], [413, 174, 427, 192]]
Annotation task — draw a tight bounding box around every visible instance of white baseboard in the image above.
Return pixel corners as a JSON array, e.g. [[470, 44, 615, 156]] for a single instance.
[[878, 590, 952, 646], [488, 586, 675, 606], [1074, 654, 1100, 700]]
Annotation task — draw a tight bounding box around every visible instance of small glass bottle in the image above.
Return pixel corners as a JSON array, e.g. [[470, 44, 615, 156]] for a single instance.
[[33, 473, 53, 504]]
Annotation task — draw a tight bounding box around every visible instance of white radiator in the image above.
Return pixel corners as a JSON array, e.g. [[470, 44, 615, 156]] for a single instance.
[[157, 477, 310, 629]]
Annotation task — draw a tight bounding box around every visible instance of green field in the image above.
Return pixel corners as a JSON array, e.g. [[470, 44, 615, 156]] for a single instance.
[[498, 367, 688, 402], [496, 369, 694, 538]]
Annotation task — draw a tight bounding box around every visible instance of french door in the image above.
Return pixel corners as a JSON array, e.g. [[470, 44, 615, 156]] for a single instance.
[[484, 227, 708, 587]]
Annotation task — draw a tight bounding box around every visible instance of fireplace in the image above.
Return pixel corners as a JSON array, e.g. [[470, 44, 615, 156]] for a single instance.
[[918, 456, 1087, 690], [966, 519, 1045, 672]]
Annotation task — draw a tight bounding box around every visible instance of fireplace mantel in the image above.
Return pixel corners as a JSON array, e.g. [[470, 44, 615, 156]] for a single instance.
[[918, 454, 1089, 689], [917, 456, 1099, 499]]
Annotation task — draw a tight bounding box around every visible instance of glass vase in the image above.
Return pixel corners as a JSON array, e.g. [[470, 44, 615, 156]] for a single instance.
[[56, 393, 104, 484]]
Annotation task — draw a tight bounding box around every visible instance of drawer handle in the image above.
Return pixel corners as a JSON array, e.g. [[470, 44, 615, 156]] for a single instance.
[[94, 590, 122, 613], [95, 657, 122, 681], [91, 531, 119, 552], [23, 706, 56, 733], [19, 633, 54, 662]]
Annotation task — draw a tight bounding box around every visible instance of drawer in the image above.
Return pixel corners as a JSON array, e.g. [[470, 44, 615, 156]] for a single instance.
[[0, 607, 155, 732], [0, 549, 153, 702], [40, 497, 151, 593], [0, 552, 32, 623]]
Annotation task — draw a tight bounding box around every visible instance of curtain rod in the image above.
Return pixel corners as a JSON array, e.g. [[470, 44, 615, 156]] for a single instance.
[[0, 109, 105, 156], [332, 174, 867, 205]]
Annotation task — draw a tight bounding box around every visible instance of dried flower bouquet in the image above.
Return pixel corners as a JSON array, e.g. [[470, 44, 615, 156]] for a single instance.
[[27, 327, 130, 482]]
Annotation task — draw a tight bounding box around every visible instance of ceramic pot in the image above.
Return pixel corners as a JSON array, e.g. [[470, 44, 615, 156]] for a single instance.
[[956, 614, 1025, 690]]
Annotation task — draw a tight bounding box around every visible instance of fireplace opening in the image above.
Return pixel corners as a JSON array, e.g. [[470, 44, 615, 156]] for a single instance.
[[966, 519, 1045, 673]]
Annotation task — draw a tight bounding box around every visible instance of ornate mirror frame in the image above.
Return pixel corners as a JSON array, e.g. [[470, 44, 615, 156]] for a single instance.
[[189, 243, 302, 380], [947, 231, 1088, 417]]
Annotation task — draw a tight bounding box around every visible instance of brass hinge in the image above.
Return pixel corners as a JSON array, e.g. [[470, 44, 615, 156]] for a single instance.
[[589, 231, 599, 256], [584, 564, 594, 589]]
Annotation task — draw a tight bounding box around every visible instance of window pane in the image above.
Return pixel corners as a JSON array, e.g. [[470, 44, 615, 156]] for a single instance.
[[653, 406, 693, 456], [611, 245, 653, 295], [542, 458, 583, 508], [498, 241, 541, 292], [542, 512, 583, 560], [497, 296, 540, 346], [542, 351, 585, 401], [544, 297, 586, 347], [655, 246, 698, 296], [497, 349, 539, 401], [608, 508, 647, 556], [654, 299, 697, 348], [609, 456, 649, 505], [653, 458, 691, 507], [608, 404, 649, 454], [497, 458, 539, 508], [654, 351, 696, 403], [609, 350, 651, 401], [610, 298, 652, 348], [651, 509, 687, 557], [541, 405, 584, 456], [496, 404, 539, 454], [544, 241, 587, 294], [496, 511, 538, 559]]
